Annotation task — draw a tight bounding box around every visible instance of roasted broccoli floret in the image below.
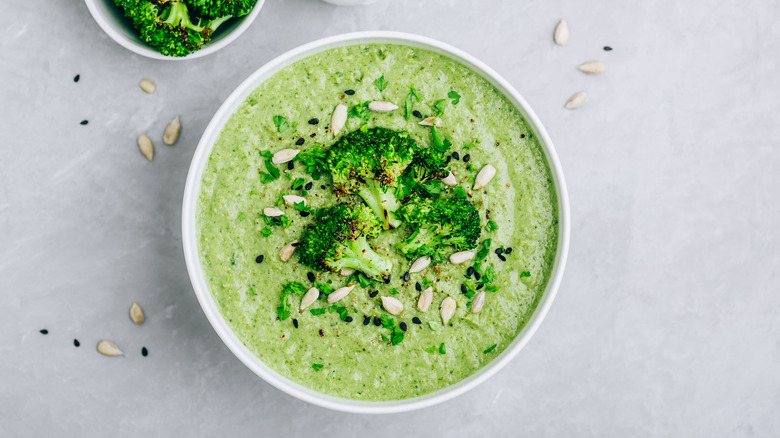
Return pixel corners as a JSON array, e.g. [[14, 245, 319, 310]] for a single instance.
[[397, 189, 481, 258], [298, 204, 393, 278], [114, 0, 232, 57], [189, 0, 256, 19], [326, 127, 418, 229], [405, 145, 449, 184]]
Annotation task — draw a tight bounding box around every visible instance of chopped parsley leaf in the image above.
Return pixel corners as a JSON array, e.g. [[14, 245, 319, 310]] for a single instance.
[[374, 75, 388, 92], [310, 308, 326, 316], [439, 343, 446, 354], [448, 90, 461, 105], [485, 220, 498, 232], [433, 99, 446, 116], [272, 115, 290, 133], [312, 363, 323, 371], [484, 344, 497, 354], [520, 271, 531, 278]]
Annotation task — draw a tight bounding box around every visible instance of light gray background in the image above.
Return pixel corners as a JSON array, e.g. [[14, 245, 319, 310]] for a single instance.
[[1, 0, 778, 436]]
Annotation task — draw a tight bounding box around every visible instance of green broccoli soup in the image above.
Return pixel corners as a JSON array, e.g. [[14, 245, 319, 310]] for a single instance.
[[197, 44, 558, 401]]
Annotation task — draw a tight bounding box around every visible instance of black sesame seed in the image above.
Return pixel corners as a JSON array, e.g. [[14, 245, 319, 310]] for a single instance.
[[498, 254, 507, 262], [307, 272, 316, 282], [369, 290, 378, 298], [293, 318, 299, 328], [445, 155, 452, 165], [363, 316, 371, 325], [412, 110, 423, 118], [415, 282, 422, 291], [304, 182, 313, 190], [452, 151, 460, 160], [383, 274, 391, 284], [40, 329, 48, 335], [73, 339, 80, 347], [256, 254, 264, 263], [463, 154, 471, 162], [291, 242, 300, 247], [474, 272, 481, 281], [373, 316, 382, 326], [345, 316, 353, 323], [495, 248, 504, 255], [287, 161, 294, 170], [141, 347, 148, 357], [604, 46, 613, 51], [466, 266, 475, 276], [412, 317, 422, 325], [300, 211, 311, 217], [74, 74, 80, 82], [308, 118, 319, 125], [345, 89, 355, 95], [402, 272, 410, 282], [461, 284, 468, 294], [505, 247, 513, 254], [476, 283, 484, 290], [320, 185, 326, 189], [296, 137, 305, 146], [400, 322, 408, 331], [80, 120, 88, 125]]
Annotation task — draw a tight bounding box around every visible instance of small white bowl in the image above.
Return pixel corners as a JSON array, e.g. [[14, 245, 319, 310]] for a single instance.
[[85, 0, 265, 60], [182, 31, 571, 413]]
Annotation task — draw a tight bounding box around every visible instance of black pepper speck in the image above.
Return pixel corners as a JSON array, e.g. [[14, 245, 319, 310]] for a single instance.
[[604, 46, 613, 51], [141, 347, 148, 357], [80, 120, 88, 125], [73, 339, 80, 347], [74, 74, 80, 82], [40, 329, 48, 335]]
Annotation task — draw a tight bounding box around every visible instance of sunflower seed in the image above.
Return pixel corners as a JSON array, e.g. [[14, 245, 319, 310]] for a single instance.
[[340, 268, 355, 276], [450, 250, 475, 265], [129, 302, 145, 325], [138, 134, 153, 161], [139, 79, 156, 94], [272, 148, 300, 164], [409, 256, 431, 273], [163, 116, 180, 145], [264, 207, 284, 217], [440, 297, 456, 325], [328, 284, 355, 303], [418, 117, 442, 127], [470, 291, 486, 313], [381, 296, 404, 315], [473, 164, 496, 190], [331, 104, 347, 135], [97, 340, 123, 357], [282, 195, 307, 206], [368, 101, 398, 113], [565, 91, 588, 109], [554, 19, 569, 46], [279, 240, 298, 262], [418, 287, 433, 312], [577, 61, 606, 75], [441, 171, 457, 186], [300, 287, 320, 310]]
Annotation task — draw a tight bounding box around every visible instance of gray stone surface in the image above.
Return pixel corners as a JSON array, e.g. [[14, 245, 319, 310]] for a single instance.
[[1, 0, 779, 436]]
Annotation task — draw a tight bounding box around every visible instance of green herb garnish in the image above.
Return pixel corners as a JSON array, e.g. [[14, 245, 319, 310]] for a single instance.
[[448, 90, 461, 105], [276, 282, 307, 321], [272, 115, 290, 133], [485, 220, 498, 232], [483, 344, 497, 354], [439, 343, 446, 354], [433, 99, 446, 116], [312, 363, 323, 371], [261, 227, 272, 237], [374, 75, 388, 92], [310, 308, 326, 316]]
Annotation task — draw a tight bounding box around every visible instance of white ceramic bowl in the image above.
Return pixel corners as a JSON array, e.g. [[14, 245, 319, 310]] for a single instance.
[[182, 31, 570, 413], [85, 0, 265, 60]]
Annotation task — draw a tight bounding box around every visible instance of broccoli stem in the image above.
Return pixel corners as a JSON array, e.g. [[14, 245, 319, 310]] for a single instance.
[[397, 227, 438, 256], [162, 2, 204, 32], [332, 236, 392, 278], [357, 181, 402, 230], [209, 15, 233, 31]]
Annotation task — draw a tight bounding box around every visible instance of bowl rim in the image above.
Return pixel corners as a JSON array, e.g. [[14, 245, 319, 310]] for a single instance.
[[182, 31, 570, 414], [84, 0, 265, 61]]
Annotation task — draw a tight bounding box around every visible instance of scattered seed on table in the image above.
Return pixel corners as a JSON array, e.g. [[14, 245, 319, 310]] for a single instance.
[[300, 211, 310, 217], [363, 316, 371, 325], [256, 255, 264, 263], [415, 282, 422, 292], [141, 347, 148, 357], [373, 316, 381, 326], [308, 118, 319, 125], [369, 290, 378, 298], [412, 317, 422, 325], [604, 46, 613, 51], [80, 120, 88, 125], [293, 319, 299, 328], [40, 329, 48, 335], [304, 182, 313, 190], [287, 161, 294, 170], [498, 254, 507, 261], [452, 151, 460, 160], [345, 316, 353, 323], [400, 322, 408, 331], [412, 110, 423, 118], [73, 339, 80, 347], [474, 271, 481, 281], [73, 74, 80, 82], [403, 272, 410, 282], [505, 247, 513, 254], [476, 283, 484, 290], [461, 284, 468, 294], [296, 137, 305, 146], [466, 266, 475, 277], [345, 89, 355, 95], [307, 272, 316, 282], [463, 154, 471, 162]]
